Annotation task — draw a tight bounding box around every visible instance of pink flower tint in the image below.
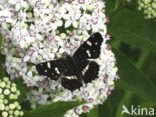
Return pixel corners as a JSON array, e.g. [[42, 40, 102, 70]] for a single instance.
[[99, 88, 104, 95], [15, 53, 20, 57], [44, 79, 50, 87], [47, 34, 55, 42], [3, 42, 9, 48], [105, 34, 111, 40], [4, 33, 11, 40], [65, 41, 72, 48], [14, 72, 21, 79], [2, 63, 6, 69], [35, 0, 43, 8], [27, 49, 35, 56], [0, 16, 6, 23], [115, 75, 119, 80], [51, 0, 58, 5], [80, 40, 84, 45], [101, 9, 106, 13], [103, 75, 108, 83], [83, 91, 89, 98], [29, 30, 36, 37], [106, 44, 112, 50], [68, 32, 75, 37], [16, 46, 23, 53], [64, 0, 72, 3], [88, 98, 94, 103], [27, 66, 31, 70], [93, 105, 98, 109], [28, 86, 34, 90], [106, 17, 110, 24], [78, 0, 85, 4], [10, 10, 18, 18], [107, 90, 112, 96], [82, 105, 90, 112], [91, 17, 98, 25], [74, 108, 81, 115]]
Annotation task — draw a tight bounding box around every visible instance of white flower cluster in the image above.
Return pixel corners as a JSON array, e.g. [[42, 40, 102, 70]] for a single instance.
[[137, 0, 156, 19], [0, 0, 118, 116], [0, 77, 24, 117]]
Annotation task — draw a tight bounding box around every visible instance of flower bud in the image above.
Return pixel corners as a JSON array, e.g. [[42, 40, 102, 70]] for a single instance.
[[14, 110, 20, 116], [0, 82, 6, 88], [4, 89, 10, 95], [0, 104, 5, 110], [2, 111, 8, 117], [11, 87, 17, 92], [9, 104, 16, 110]]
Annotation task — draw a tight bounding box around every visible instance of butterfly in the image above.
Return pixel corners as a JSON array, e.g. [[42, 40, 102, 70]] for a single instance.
[[36, 32, 103, 91]]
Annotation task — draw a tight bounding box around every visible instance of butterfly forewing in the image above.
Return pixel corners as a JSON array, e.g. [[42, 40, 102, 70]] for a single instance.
[[73, 32, 103, 61], [36, 59, 64, 80]]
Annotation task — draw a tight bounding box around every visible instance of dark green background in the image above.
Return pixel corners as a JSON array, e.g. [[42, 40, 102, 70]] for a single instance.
[[0, 0, 156, 117]]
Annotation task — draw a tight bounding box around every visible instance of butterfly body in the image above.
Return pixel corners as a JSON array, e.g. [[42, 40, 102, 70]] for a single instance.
[[36, 32, 103, 91]]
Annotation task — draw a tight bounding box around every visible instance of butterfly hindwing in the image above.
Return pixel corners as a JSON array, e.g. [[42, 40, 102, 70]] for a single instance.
[[61, 78, 82, 91], [77, 60, 99, 83], [82, 61, 99, 83], [73, 32, 103, 61]]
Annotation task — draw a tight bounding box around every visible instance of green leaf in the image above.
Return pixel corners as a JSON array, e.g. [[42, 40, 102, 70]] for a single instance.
[[0, 32, 3, 52], [113, 48, 156, 103], [105, 0, 123, 16], [24, 101, 84, 117], [98, 101, 112, 117], [0, 33, 5, 79], [109, 9, 156, 50], [98, 89, 124, 117], [108, 89, 125, 117], [0, 54, 6, 79], [115, 91, 132, 117], [147, 53, 156, 86], [80, 113, 87, 117], [14, 78, 27, 104], [136, 49, 152, 73], [87, 108, 99, 117]]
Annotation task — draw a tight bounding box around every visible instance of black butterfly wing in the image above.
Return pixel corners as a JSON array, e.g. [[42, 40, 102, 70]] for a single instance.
[[73, 32, 103, 61], [82, 61, 99, 83], [36, 33, 103, 91], [61, 61, 99, 91], [61, 78, 82, 91], [73, 32, 102, 84], [36, 59, 65, 80]]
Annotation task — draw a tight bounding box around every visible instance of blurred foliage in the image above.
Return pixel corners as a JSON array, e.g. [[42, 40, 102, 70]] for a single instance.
[[13, 78, 28, 104], [24, 101, 85, 117], [0, 0, 156, 117], [97, 0, 156, 117]]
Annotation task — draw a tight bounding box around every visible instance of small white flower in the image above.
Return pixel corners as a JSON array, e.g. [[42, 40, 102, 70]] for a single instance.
[[11, 87, 17, 92], [2, 111, 8, 117], [9, 104, 16, 110], [60, 33, 67, 39], [0, 104, 5, 111], [4, 89, 10, 95], [63, 7, 81, 28], [0, 88, 2, 94], [0, 82, 6, 88]]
